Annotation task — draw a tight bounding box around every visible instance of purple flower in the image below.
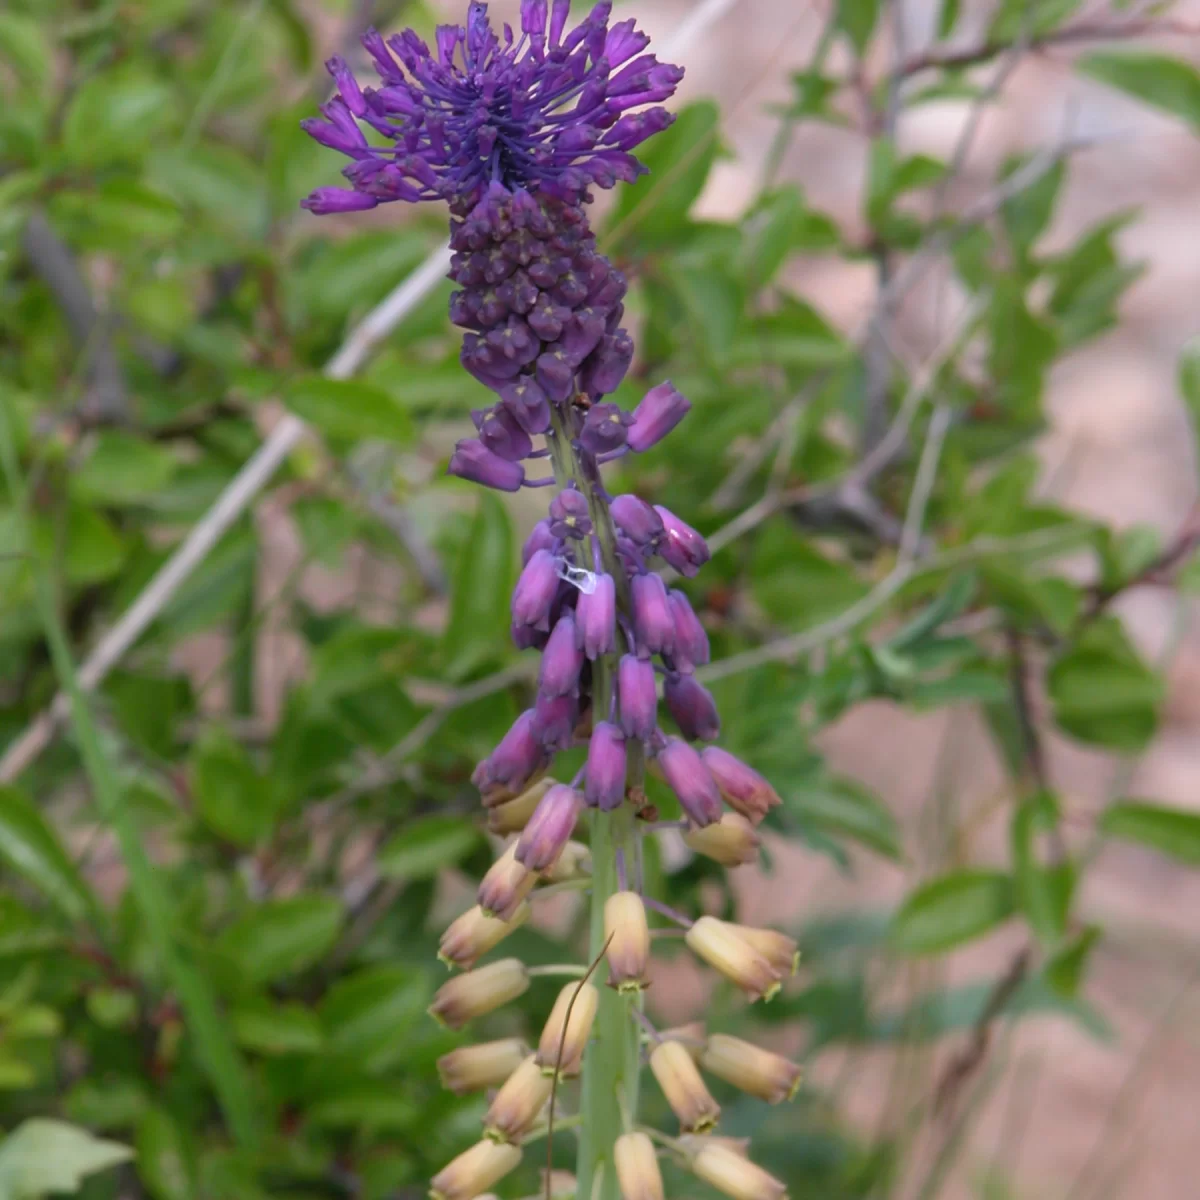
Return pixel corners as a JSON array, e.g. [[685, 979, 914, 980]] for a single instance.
[[627, 381, 690, 452], [522, 519, 557, 565], [701, 747, 782, 824], [472, 405, 534, 462], [532, 692, 577, 751], [448, 438, 526, 492], [631, 572, 676, 657], [301, 187, 380, 214], [654, 505, 710, 576], [516, 783, 583, 870], [610, 494, 664, 545], [301, 3, 682, 215], [539, 613, 585, 698], [579, 330, 634, 395], [512, 549, 559, 631], [658, 738, 722, 827], [618, 654, 658, 741], [549, 489, 592, 540], [575, 572, 616, 659], [579, 402, 634, 454], [669, 589, 710, 670], [473, 710, 546, 803], [586, 721, 627, 810], [500, 377, 552, 436], [664, 674, 721, 742]]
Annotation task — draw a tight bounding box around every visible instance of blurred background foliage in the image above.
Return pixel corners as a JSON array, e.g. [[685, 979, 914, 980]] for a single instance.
[[1, 0, 1200, 1197]]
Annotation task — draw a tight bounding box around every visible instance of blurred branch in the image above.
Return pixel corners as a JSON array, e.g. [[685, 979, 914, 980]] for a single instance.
[[21, 212, 128, 426]]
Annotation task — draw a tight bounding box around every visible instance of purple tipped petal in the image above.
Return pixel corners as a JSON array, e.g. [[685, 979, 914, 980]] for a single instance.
[[664, 674, 721, 742], [512, 549, 559, 631], [539, 614, 585, 698], [658, 737, 722, 827], [301, 187, 380, 214], [516, 783, 583, 870], [326, 56, 367, 115], [448, 438, 526, 492], [654, 506, 711, 576], [618, 654, 658, 741], [669, 589, 710, 670], [576, 572, 616, 659], [631, 572, 676, 658], [586, 722, 627, 810], [627, 381, 690, 452]]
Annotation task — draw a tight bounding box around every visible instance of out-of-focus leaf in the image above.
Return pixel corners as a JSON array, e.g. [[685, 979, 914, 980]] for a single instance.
[[33, 506, 126, 586], [1180, 337, 1200, 454], [0, 15, 52, 92], [1046, 925, 1101, 996], [321, 965, 430, 1071], [62, 69, 175, 165], [376, 817, 483, 882], [232, 1000, 324, 1056], [191, 727, 273, 847], [0, 1119, 131, 1198], [291, 231, 433, 321], [892, 870, 1015, 955], [1078, 52, 1200, 131], [937, 0, 961, 37], [285, 377, 414, 444], [0, 897, 61, 957], [786, 778, 902, 860], [147, 144, 268, 239], [1011, 794, 1071, 944], [217, 895, 343, 984], [69, 434, 176, 506], [443, 493, 514, 680], [1000, 155, 1065, 257], [135, 1109, 194, 1200], [1048, 618, 1162, 752], [0, 786, 95, 924], [305, 1085, 418, 1130], [990, 0, 1083, 40], [1100, 800, 1200, 864], [836, 0, 881, 53]]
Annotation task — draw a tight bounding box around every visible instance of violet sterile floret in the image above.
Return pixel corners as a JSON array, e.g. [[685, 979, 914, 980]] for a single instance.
[[611, 494, 664, 545], [631, 571, 676, 658], [618, 653, 658, 741], [658, 737, 722, 827], [665, 673, 721, 742], [539, 613, 585, 698], [669, 589, 710, 670], [654, 505, 711, 576], [585, 720, 627, 810], [628, 381, 690, 452], [548, 487, 593, 540], [512, 548, 560, 631], [448, 438, 526, 491], [576, 571, 616, 658]]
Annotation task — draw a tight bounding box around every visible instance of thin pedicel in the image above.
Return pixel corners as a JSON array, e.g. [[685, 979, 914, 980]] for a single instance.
[[302, 5, 796, 1198]]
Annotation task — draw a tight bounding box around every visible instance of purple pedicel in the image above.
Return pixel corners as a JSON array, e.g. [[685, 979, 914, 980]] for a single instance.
[[669, 589, 710, 670], [575, 572, 616, 659], [664, 674, 721, 742], [586, 722, 627, 811], [448, 438, 525, 492], [618, 654, 658, 742], [654, 505, 711, 577], [515, 783, 584, 870], [512, 549, 559, 632], [539, 614, 585, 699], [658, 737, 722, 828], [631, 572, 676, 658], [627, 382, 690, 452]]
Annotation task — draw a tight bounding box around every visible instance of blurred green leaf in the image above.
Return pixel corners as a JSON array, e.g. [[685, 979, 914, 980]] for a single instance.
[[1000, 155, 1065, 257], [0, 897, 61, 957], [1078, 51, 1200, 131], [1100, 800, 1200, 864], [786, 778, 902, 860], [836, 0, 880, 53], [217, 895, 343, 984], [69, 434, 177, 507], [0, 786, 95, 924], [285, 377, 414, 444], [1045, 925, 1101, 996], [306, 1084, 418, 1131], [0, 1119, 131, 1199], [0, 15, 52, 93], [232, 999, 324, 1055], [377, 817, 483, 882], [62, 69, 176, 165], [191, 727, 273, 847], [990, 0, 1083, 40], [33, 505, 126, 586], [147, 144, 268, 239], [1010, 795, 1071, 944], [135, 1108, 194, 1200], [1180, 337, 1200, 454], [320, 965, 429, 1071], [892, 870, 1015, 955]]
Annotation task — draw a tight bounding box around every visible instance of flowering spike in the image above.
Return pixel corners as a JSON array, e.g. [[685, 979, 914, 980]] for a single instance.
[[654, 505, 710, 576], [487, 777, 554, 835], [631, 572, 676, 657], [687, 1140, 788, 1200], [701, 747, 782, 824], [539, 614, 585, 698], [535, 981, 600, 1076], [658, 737, 722, 827], [701, 1034, 802, 1104], [669, 588, 710, 669], [449, 438, 526, 491], [649, 1039, 720, 1134], [521, 518, 557, 566], [430, 1141, 522, 1200], [730, 923, 800, 979], [428, 958, 530, 1028], [512, 549, 560, 631], [473, 710, 546, 805], [628, 381, 690, 451], [437, 1038, 530, 1095], [611, 494, 664, 545], [540, 839, 592, 884], [515, 783, 583, 871]]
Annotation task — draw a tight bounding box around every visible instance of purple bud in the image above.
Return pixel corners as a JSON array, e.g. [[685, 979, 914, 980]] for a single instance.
[[586, 722, 627, 810], [610, 494, 664, 545], [536, 349, 576, 403], [474, 710, 546, 803], [539, 614, 585, 698], [658, 737, 722, 828], [512, 549, 559, 631], [529, 294, 572, 341], [654, 506, 710, 576], [448, 438, 526, 492], [473, 405, 534, 462], [664, 674, 721, 742], [579, 331, 634, 396], [515, 784, 583, 870], [549, 0, 571, 46], [701, 747, 782, 824], [631, 572, 676, 657], [669, 589, 710, 669], [548, 489, 592, 540], [560, 308, 607, 366], [627, 382, 690, 452], [618, 654, 658, 741], [532, 692, 577, 751], [301, 187, 379, 214], [575, 572, 616, 659], [512, 622, 549, 652], [325, 56, 366, 115], [500, 377, 551, 435], [605, 17, 650, 67], [522, 519, 557, 566], [579, 402, 633, 455], [522, 0, 548, 40]]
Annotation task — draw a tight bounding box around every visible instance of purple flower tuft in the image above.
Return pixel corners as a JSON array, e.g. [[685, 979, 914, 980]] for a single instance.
[[631, 572, 676, 657], [516, 783, 583, 870], [658, 737, 722, 827], [664, 674, 721, 742], [448, 438, 526, 491], [512, 548, 559, 631], [575, 571, 616, 659], [617, 653, 658, 741], [627, 381, 690, 452], [654, 505, 710, 576], [586, 721, 627, 810]]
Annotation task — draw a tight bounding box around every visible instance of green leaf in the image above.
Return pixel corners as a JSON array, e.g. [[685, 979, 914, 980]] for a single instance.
[[786, 778, 902, 860], [291, 231, 433, 321], [1078, 52, 1200, 131], [1100, 800, 1200, 864], [190, 727, 273, 848], [306, 1085, 418, 1131], [0, 897, 61, 957], [1010, 795, 1071, 944], [147, 144, 268, 239], [231, 999, 324, 1056], [1000, 155, 1065, 257], [0, 15, 52, 93], [1180, 338, 1200, 457], [990, 0, 1083, 40], [69, 434, 176, 507], [86, 988, 137, 1030], [836, 0, 881, 53], [284, 377, 414, 444], [892, 870, 1015, 955], [135, 1109, 194, 1200], [1045, 925, 1101, 996], [1048, 618, 1163, 752], [33, 506, 126, 585], [737, 187, 807, 290], [62, 70, 176, 165], [443, 494, 514, 679], [608, 101, 720, 247], [217, 895, 343, 984], [376, 816, 483, 882], [670, 262, 743, 363], [0, 1120, 131, 1198], [0, 786, 96, 924], [936, 0, 961, 37], [320, 965, 429, 1071]]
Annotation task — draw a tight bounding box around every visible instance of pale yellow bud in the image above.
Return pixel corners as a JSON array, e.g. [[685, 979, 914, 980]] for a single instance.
[[685, 916, 780, 1002], [540, 839, 592, 883], [439, 903, 530, 971], [689, 1141, 787, 1200], [683, 813, 762, 867], [477, 842, 537, 920], [614, 1132, 664, 1200], [487, 779, 555, 835], [428, 958, 530, 1030], [661, 1021, 706, 1060], [701, 1034, 802, 1104], [604, 891, 650, 992], [483, 1055, 553, 1144], [535, 981, 599, 1077], [649, 1039, 720, 1134], [437, 1038, 530, 1095], [681, 1134, 752, 1158], [730, 923, 800, 979], [430, 1140, 522, 1200]]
